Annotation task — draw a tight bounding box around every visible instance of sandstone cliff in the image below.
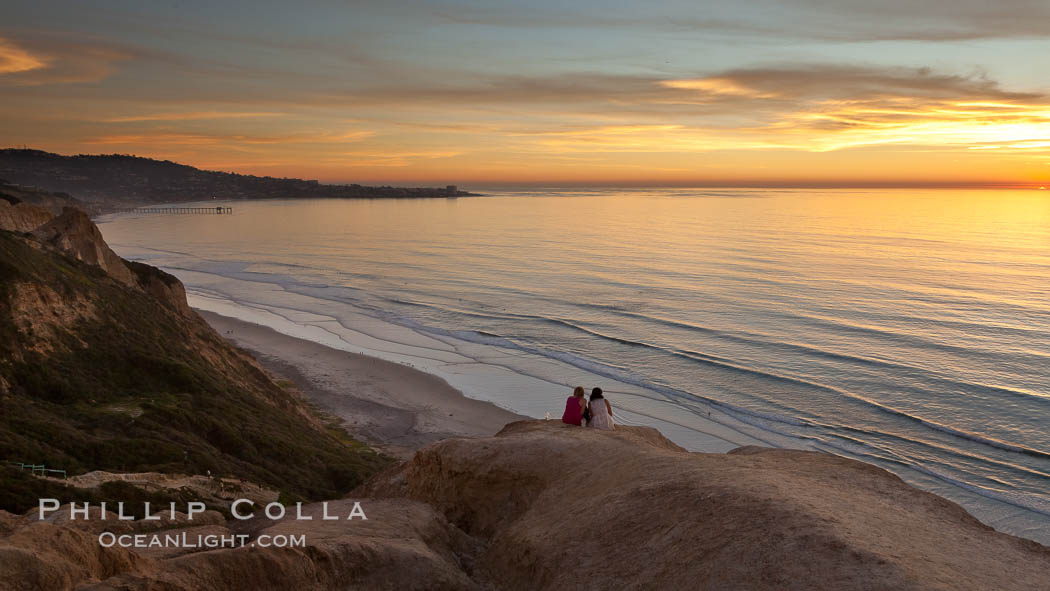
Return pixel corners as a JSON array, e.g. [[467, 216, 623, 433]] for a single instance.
[[3, 421, 1047, 590], [0, 200, 53, 233], [362, 421, 1050, 590], [30, 207, 137, 286], [0, 198, 205, 316], [1, 210, 389, 514]]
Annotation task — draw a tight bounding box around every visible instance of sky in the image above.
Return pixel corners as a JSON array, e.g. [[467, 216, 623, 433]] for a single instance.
[[2, 0, 1050, 187]]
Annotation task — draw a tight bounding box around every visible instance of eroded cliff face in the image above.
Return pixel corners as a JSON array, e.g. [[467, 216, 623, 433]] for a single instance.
[[0, 200, 54, 234], [0, 511, 151, 590], [4, 421, 1048, 590], [123, 259, 194, 317], [30, 207, 138, 287], [0, 203, 195, 319], [363, 421, 1050, 590], [1, 500, 480, 591], [0, 211, 389, 518]]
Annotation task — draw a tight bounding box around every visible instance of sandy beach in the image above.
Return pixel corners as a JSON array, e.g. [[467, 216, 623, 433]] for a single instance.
[[199, 310, 526, 458]]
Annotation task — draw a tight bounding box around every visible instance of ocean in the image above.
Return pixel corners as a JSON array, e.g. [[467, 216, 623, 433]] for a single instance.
[[98, 188, 1050, 544]]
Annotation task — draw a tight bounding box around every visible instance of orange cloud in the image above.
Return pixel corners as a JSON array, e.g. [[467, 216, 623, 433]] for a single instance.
[[0, 37, 47, 74], [9, 53, 1048, 185], [660, 77, 778, 98], [86, 130, 374, 146], [0, 35, 131, 86], [777, 98, 1050, 152], [104, 111, 287, 123], [326, 149, 462, 167]]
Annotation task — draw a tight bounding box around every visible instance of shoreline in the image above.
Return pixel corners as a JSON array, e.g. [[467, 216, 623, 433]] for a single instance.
[[198, 307, 1050, 547], [181, 283, 771, 455], [199, 310, 526, 458]]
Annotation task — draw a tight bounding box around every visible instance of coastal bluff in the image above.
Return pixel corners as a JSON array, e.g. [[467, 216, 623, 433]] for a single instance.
[[0, 149, 477, 208], [4, 421, 1049, 590]]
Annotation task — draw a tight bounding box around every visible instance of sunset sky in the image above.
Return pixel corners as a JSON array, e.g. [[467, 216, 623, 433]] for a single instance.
[[3, 0, 1050, 186]]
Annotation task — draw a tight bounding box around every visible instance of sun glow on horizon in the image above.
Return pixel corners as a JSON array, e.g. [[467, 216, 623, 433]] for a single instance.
[[3, 2, 1050, 186]]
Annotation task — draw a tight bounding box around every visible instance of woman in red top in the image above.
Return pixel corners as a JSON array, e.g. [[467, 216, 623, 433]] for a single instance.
[[561, 386, 586, 426]]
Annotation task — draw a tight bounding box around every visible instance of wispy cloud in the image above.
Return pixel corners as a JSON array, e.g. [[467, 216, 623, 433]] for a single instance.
[[424, 0, 1050, 42], [4, 1, 1049, 185], [660, 78, 778, 99], [326, 149, 462, 167], [103, 111, 287, 123], [466, 65, 1050, 155], [85, 129, 374, 146], [0, 37, 47, 74], [0, 35, 129, 86], [678, 65, 1040, 103]]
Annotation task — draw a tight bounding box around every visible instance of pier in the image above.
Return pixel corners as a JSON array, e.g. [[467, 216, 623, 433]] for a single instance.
[[115, 206, 233, 215]]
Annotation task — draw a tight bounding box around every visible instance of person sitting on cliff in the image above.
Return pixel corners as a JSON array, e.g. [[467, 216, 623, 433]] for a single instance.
[[587, 387, 615, 430], [561, 386, 587, 426]]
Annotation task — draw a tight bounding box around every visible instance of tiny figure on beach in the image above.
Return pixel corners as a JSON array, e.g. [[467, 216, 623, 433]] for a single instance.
[[561, 386, 587, 426], [588, 387, 614, 430]]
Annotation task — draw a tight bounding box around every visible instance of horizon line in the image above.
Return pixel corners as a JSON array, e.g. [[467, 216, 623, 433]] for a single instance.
[[3, 147, 1046, 191]]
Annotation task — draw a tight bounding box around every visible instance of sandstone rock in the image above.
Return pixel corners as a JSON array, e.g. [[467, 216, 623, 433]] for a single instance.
[[0, 199, 53, 233], [360, 420, 1050, 591], [0, 511, 152, 590], [35, 504, 226, 536], [125, 262, 195, 317], [30, 207, 137, 286], [4, 420, 1050, 590], [78, 499, 482, 591], [6, 282, 97, 356]]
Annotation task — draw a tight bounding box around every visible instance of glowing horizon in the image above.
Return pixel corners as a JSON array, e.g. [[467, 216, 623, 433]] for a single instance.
[[3, 1, 1050, 188]]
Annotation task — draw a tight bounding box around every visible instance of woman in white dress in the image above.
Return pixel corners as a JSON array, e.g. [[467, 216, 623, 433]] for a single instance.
[[587, 387, 615, 430]]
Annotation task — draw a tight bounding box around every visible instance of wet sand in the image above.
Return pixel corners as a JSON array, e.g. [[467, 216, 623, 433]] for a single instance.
[[200, 310, 526, 458]]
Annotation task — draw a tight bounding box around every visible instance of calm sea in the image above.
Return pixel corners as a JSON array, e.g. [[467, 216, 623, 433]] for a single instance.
[[99, 188, 1050, 544]]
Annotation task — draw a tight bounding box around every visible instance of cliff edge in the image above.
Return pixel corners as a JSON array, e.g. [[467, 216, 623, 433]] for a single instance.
[[0, 206, 389, 516], [358, 420, 1050, 590], [5, 421, 1048, 590]]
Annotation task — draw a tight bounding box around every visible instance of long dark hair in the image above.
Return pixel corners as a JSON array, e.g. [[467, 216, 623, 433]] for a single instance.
[[590, 387, 604, 400]]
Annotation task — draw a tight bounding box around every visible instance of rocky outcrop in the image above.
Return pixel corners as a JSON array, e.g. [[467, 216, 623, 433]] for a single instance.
[[2, 500, 481, 591], [5, 282, 97, 358], [40, 504, 226, 536], [0, 198, 195, 315], [125, 260, 194, 317], [30, 207, 137, 286], [0, 199, 53, 233], [360, 421, 1050, 590], [0, 511, 152, 590], [3, 420, 1048, 590], [0, 200, 195, 315]]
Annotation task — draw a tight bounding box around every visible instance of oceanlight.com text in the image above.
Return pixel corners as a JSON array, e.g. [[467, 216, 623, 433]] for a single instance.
[[98, 532, 306, 549]]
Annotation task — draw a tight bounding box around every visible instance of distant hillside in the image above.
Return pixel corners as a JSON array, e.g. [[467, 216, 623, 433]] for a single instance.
[[0, 204, 390, 512], [0, 179, 93, 215], [0, 148, 475, 207]]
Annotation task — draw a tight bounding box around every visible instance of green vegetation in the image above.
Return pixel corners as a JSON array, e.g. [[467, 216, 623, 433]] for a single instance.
[[0, 230, 392, 514]]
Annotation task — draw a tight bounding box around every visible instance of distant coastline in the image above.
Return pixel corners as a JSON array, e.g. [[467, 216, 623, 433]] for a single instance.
[[0, 148, 479, 212]]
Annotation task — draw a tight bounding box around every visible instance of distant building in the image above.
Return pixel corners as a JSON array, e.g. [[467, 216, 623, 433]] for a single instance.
[[446, 185, 457, 193]]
